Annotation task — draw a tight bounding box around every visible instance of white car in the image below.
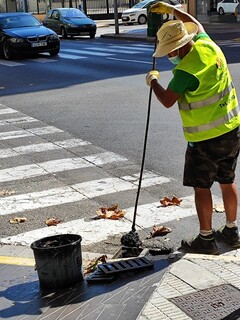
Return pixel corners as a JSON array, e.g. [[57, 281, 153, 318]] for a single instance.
[[121, 0, 183, 25], [217, 0, 239, 15], [235, 2, 240, 21]]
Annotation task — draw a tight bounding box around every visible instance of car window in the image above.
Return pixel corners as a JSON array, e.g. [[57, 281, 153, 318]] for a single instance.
[[46, 11, 53, 18], [61, 9, 86, 18], [132, 0, 154, 9], [52, 10, 60, 19], [0, 15, 41, 28], [131, 0, 180, 8]]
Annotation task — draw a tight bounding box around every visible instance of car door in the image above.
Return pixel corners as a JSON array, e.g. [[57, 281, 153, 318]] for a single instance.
[[46, 10, 61, 34], [226, 0, 239, 13], [232, 0, 239, 12]]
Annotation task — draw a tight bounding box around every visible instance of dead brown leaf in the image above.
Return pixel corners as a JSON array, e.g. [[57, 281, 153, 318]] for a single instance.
[[9, 217, 27, 224], [147, 225, 172, 238], [0, 189, 16, 196], [45, 218, 62, 226], [96, 204, 126, 220], [160, 195, 182, 207], [84, 255, 108, 275]]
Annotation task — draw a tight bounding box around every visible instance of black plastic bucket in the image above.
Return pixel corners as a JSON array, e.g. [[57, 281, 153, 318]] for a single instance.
[[31, 234, 83, 290]]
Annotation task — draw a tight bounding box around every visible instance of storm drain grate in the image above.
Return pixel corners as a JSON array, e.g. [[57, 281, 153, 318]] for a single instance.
[[171, 284, 240, 320], [97, 257, 154, 274]]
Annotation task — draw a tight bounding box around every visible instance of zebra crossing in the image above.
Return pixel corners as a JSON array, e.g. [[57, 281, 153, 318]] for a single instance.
[[0, 104, 220, 249], [0, 43, 154, 67], [0, 39, 239, 67]]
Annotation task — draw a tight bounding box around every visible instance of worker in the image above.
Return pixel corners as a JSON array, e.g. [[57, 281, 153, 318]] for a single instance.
[[146, 2, 240, 254]]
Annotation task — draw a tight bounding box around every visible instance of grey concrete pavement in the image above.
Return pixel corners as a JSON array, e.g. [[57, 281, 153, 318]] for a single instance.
[[1, 243, 240, 319], [138, 251, 240, 319]]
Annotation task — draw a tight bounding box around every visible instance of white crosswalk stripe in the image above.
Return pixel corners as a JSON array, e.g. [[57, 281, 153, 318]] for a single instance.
[[58, 53, 86, 59], [84, 47, 146, 54], [0, 59, 24, 67], [131, 44, 154, 48], [0, 173, 170, 216], [0, 152, 128, 182], [109, 45, 152, 52], [0, 107, 18, 115], [26, 57, 57, 63], [61, 48, 115, 56], [0, 116, 39, 125], [0, 126, 63, 140], [107, 57, 152, 65], [0, 138, 90, 158], [0, 105, 217, 248]]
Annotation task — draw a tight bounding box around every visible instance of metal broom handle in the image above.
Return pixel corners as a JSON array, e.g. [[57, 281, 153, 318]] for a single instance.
[[131, 36, 158, 232]]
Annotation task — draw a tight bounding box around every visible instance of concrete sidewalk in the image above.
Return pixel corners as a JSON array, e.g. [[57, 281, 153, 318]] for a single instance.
[[1, 243, 240, 319]]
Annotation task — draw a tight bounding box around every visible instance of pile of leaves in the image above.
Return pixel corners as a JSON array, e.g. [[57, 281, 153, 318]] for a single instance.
[[160, 195, 182, 207], [45, 218, 63, 226], [96, 204, 126, 220], [147, 225, 172, 239], [84, 255, 108, 275], [9, 217, 27, 224], [0, 189, 15, 196]]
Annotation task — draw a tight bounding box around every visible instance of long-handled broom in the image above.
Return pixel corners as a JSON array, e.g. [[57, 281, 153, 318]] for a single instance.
[[121, 35, 158, 248]]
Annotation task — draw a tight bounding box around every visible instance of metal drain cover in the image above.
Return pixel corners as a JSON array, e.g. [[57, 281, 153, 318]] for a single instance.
[[98, 257, 154, 274], [171, 284, 240, 320]]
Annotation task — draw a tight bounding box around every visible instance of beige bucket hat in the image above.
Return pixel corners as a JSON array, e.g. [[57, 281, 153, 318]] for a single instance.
[[153, 20, 198, 57]]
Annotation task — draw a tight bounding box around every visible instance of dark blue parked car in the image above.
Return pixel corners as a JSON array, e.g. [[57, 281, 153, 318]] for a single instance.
[[43, 8, 97, 39], [0, 12, 60, 60]]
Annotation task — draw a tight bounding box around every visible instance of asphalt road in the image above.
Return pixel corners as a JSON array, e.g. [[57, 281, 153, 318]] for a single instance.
[[0, 34, 186, 186]]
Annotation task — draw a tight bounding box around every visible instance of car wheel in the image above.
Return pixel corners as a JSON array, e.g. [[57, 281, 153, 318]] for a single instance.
[[61, 27, 67, 38], [218, 7, 225, 15], [3, 39, 12, 60], [138, 14, 147, 24], [90, 32, 96, 39], [49, 47, 60, 56]]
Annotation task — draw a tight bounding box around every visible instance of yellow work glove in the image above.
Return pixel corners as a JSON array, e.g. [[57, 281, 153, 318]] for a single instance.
[[146, 70, 160, 86], [150, 1, 175, 14]]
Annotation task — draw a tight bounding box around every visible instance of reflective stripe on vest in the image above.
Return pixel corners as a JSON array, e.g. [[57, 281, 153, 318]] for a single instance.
[[183, 104, 240, 133], [179, 82, 234, 111]]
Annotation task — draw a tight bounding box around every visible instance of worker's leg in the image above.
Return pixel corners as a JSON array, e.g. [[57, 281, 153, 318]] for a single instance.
[[180, 140, 219, 255], [216, 183, 240, 247], [180, 187, 218, 255], [220, 183, 238, 223], [194, 187, 213, 231]]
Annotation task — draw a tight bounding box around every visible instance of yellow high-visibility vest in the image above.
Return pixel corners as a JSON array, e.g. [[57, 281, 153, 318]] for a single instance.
[[174, 38, 240, 142]]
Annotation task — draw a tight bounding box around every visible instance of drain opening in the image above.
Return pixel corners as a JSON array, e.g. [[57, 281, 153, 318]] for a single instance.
[[171, 284, 240, 320]]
